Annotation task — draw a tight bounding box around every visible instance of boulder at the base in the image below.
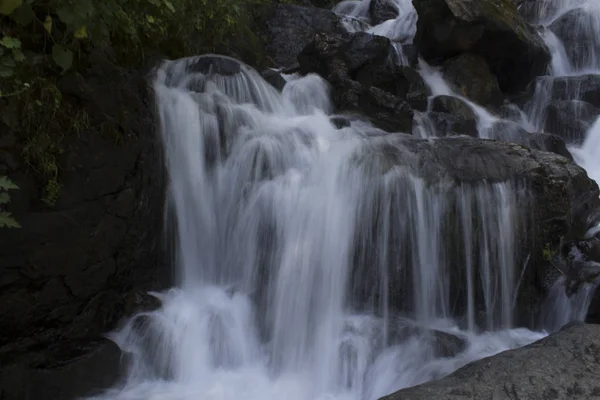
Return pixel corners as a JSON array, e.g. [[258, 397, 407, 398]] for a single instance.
[[413, 0, 550, 93], [378, 323, 600, 400], [264, 4, 345, 67], [543, 100, 600, 143], [0, 339, 123, 400], [443, 53, 503, 107]]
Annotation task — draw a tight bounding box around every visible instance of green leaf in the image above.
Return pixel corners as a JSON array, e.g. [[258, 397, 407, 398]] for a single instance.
[[0, 67, 14, 78], [43, 14, 52, 34], [0, 57, 16, 77], [163, 0, 176, 13], [52, 44, 73, 72], [0, 36, 21, 49], [12, 48, 25, 62], [56, 5, 76, 25], [0, 176, 18, 190], [0, 192, 10, 204], [56, 0, 94, 26], [73, 25, 88, 39], [10, 2, 34, 26], [0, 212, 21, 228], [0, 0, 22, 15]]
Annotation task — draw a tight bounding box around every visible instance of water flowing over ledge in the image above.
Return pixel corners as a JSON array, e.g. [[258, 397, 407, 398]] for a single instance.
[[87, 0, 600, 399]]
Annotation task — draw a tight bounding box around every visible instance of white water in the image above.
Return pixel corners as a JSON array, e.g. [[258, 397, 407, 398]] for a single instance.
[[87, 1, 600, 399]]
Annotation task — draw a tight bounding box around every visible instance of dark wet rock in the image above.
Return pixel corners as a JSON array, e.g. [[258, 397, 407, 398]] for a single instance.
[[261, 68, 287, 91], [499, 103, 526, 121], [0, 338, 123, 400], [413, 0, 551, 93], [123, 290, 162, 317], [387, 320, 467, 358], [356, 64, 429, 111], [588, 292, 600, 324], [298, 32, 415, 132], [548, 75, 600, 107], [370, 0, 399, 25], [549, 8, 600, 70], [426, 111, 478, 137], [331, 116, 351, 129], [187, 55, 241, 75], [543, 100, 600, 143], [264, 4, 345, 67], [351, 135, 599, 323], [487, 121, 573, 160], [334, 79, 414, 133], [298, 31, 393, 79], [379, 323, 600, 400], [431, 330, 467, 358], [443, 53, 503, 107], [0, 49, 167, 365], [308, 0, 338, 8], [401, 43, 419, 67], [517, 0, 559, 22], [561, 237, 600, 324], [431, 95, 476, 120]]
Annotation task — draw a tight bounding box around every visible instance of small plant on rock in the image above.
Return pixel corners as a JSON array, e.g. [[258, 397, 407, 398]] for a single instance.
[[0, 175, 20, 228]]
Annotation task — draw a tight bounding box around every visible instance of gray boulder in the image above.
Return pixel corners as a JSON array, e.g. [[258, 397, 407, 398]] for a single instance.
[[0, 339, 123, 400], [379, 323, 600, 400]]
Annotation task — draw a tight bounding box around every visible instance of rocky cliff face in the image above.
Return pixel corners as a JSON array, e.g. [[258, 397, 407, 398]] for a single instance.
[[0, 50, 168, 399]]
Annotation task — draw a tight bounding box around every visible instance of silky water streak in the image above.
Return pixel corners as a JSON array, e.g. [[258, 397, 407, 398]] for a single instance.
[[83, 55, 549, 400]]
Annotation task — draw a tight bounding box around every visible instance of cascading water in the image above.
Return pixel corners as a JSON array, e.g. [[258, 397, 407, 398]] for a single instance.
[[87, 1, 600, 399], [87, 56, 546, 400]]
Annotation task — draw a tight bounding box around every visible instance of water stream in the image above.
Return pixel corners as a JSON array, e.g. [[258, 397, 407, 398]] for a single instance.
[[88, 1, 600, 399]]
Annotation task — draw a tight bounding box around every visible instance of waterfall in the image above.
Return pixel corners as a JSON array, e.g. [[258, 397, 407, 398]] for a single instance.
[[86, 1, 600, 399]]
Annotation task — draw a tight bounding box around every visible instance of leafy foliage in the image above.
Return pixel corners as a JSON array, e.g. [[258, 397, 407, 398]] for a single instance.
[[1, 0, 274, 205], [543, 242, 557, 262], [0, 175, 20, 228]]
